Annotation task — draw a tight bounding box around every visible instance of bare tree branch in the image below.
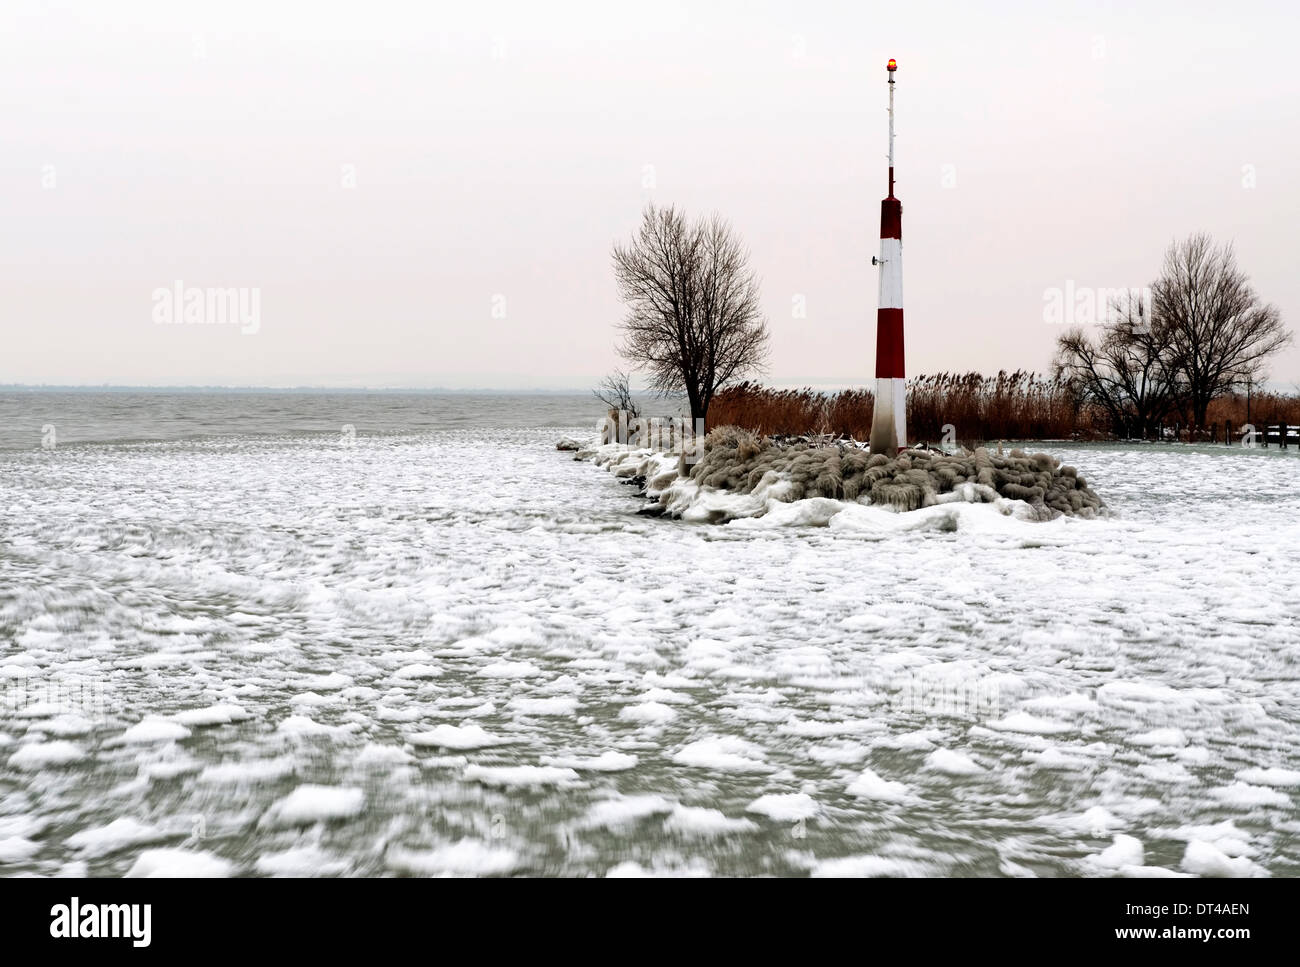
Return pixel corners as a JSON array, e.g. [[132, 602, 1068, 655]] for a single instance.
[[1154, 233, 1292, 426], [1053, 290, 1181, 437], [1056, 235, 1291, 435], [612, 204, 769, 424], [593, 369, 640, 420]]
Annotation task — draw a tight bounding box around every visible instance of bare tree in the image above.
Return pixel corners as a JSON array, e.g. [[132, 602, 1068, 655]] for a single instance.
[[592, 369, 640, 420], [612, 204, 769, 425], [1153, 233, 1291, 427], [1054, 290, 1182, 438]]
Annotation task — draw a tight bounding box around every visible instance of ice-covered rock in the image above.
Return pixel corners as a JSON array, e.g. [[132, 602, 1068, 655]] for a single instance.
[[582, 426, 1107, 523]]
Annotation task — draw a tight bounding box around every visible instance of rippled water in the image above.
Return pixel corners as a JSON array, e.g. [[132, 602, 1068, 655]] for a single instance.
[[1, 393, 1298, 877], [0, 390, 604, 451]]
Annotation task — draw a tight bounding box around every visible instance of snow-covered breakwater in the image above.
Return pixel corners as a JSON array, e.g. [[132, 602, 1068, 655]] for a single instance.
[[578, 426, 1107, 524]]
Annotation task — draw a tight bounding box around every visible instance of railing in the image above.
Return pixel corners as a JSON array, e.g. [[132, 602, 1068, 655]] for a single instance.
[[1152, 420, 1300, 447]]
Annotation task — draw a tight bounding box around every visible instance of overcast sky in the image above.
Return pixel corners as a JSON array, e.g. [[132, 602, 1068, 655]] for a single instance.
[[2, 0, 1297, 389]]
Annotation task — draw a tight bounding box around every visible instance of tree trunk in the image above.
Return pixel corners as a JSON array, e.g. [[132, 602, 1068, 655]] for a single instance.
[[687, 387, 704, 429], [1193, 398, 1209, 430]]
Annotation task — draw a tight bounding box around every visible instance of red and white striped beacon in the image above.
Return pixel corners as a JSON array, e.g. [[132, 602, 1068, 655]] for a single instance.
[[869, 57, 906, 455]]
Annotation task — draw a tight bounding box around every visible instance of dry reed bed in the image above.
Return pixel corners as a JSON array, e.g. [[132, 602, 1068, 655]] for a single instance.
[[707, 375, 1300, 442]]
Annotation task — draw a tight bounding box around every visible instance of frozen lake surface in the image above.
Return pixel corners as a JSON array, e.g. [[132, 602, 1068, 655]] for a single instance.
[[1, 394, 1298, 877]]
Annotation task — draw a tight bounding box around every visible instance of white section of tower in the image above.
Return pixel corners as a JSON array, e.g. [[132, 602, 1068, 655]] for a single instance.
[[873, 377, 906, 450], [878, 237, 903, 309]]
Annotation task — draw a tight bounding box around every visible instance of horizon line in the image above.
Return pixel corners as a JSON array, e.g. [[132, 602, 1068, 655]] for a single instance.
[[0, 380, 868, 394], [2, 376, 1296, 394]]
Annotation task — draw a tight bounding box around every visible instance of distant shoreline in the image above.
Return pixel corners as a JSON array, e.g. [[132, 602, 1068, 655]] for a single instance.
[[0, 386, 603, 395], [3, 379, 1296, 395]]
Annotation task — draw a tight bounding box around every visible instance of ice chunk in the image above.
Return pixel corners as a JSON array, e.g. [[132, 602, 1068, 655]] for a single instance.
[[126, 848, 234, 878], [8, 740, 85, 770], [583, 795, 675, 829], [1181, 840, 1264, 877], [409, 723, 506, 750], [924, 749, 984, 776], [66, 818, 166, 858], [387, 841, 520, 876], [255, 846, 351, 877], [846, 768, 910, 802], [0, 837, 41, 863], [540, 751, 638, 772], [1093, 834, 1144, 869], [663, 806, 758, 836], [1236, 767, 1300, 787], [672, 737, 772, 773], [171, 704, 250, 727], [810, 855, 929, 877], [618, 702, 677, 724], [746, 793, 820, 821], [462, 765, 579, 788], [986, 712, 1073, 735], [262, 785, 365, 826], [1207, 782, 1291, 808]]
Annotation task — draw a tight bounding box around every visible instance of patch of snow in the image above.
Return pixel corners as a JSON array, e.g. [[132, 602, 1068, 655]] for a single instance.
[[672, 737, 772, 773], [409, 723, 506, 750], [126, 848, 234, 878], [462, 765, 579, 788], [924, 749, 984, 776], [8, 740, 85, 770], [66, 818, 167, 857], [387, 841, 520, 876], [262, 785, 365, 826], [746, 793, 820, 821], [540, 751, 638, 772], [846, 769, 910, 803]]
